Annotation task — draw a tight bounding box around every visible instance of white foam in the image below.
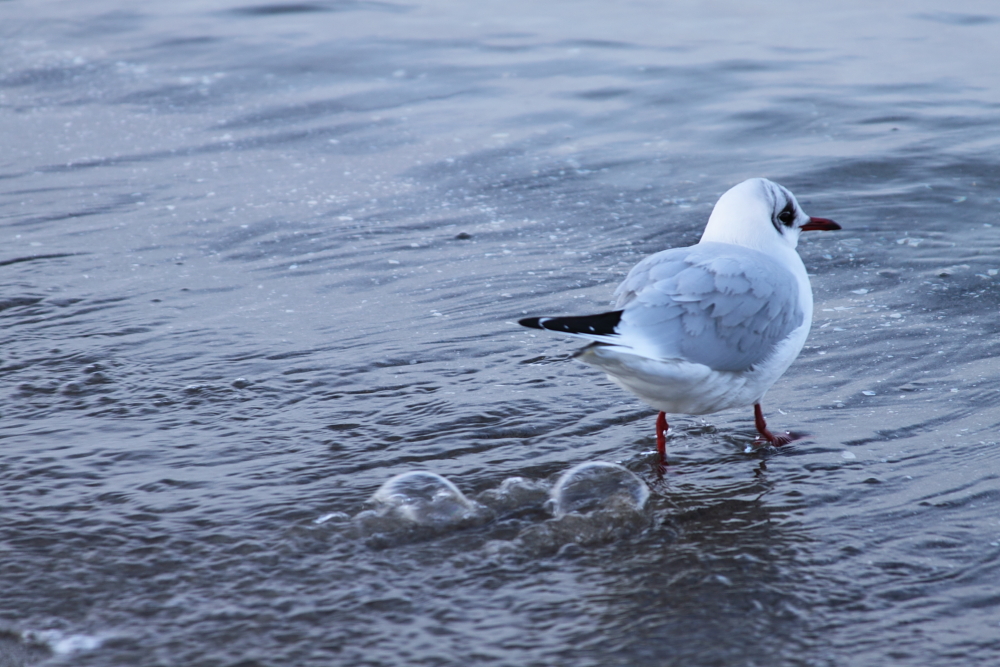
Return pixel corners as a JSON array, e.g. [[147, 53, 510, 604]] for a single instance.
[[476, 476, 550, 515], [23, 629, 103, 656]]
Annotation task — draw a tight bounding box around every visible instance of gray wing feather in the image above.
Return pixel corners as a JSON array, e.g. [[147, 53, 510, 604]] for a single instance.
[[613, 255, 689, 308], [612, 243, 803, 372]]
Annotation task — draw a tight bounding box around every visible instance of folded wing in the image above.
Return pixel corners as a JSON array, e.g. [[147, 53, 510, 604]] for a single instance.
[[612, 242, 803, 372]]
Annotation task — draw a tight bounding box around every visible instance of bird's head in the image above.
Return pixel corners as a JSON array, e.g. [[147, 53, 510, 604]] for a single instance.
[[700, 178, 840, 252]]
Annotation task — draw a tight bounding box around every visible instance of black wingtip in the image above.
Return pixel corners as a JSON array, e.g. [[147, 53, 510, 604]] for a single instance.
[[517, 311, 623, 335]]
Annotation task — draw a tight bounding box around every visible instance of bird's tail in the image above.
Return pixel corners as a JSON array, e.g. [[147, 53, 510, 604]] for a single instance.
[[518, 310, 623, 343]]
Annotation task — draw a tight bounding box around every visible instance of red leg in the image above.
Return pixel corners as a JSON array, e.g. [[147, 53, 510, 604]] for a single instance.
[[753, 403, 794, 446], [656, 411, 668, 470]]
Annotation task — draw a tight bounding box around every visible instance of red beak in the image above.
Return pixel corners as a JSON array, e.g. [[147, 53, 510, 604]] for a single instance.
[[801, 216, 841, 231]]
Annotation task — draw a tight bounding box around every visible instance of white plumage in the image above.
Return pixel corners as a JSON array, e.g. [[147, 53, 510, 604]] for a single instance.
[[520, 178, 840, 467]]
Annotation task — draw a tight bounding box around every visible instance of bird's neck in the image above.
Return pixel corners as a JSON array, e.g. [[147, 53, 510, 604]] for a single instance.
[[699, 226, 796, 257]]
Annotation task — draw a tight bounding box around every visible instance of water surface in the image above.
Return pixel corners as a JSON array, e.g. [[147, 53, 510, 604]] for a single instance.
[[3, 1, 1000, 665]]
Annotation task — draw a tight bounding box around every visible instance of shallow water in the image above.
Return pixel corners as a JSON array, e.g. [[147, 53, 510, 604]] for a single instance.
[[3, 0, 1000, 665]]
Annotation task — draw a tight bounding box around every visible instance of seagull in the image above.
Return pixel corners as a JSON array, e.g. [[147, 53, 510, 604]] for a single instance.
[[519, 178, 840, 468]]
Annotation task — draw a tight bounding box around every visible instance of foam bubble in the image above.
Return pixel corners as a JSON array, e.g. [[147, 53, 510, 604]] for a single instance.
[[549, 461, 649, 517], [369, 471, 476, 525], [354, 471, 486, 547]]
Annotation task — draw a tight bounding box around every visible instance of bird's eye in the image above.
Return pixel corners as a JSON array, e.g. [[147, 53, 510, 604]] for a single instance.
[[777, 205, 796, 226]]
